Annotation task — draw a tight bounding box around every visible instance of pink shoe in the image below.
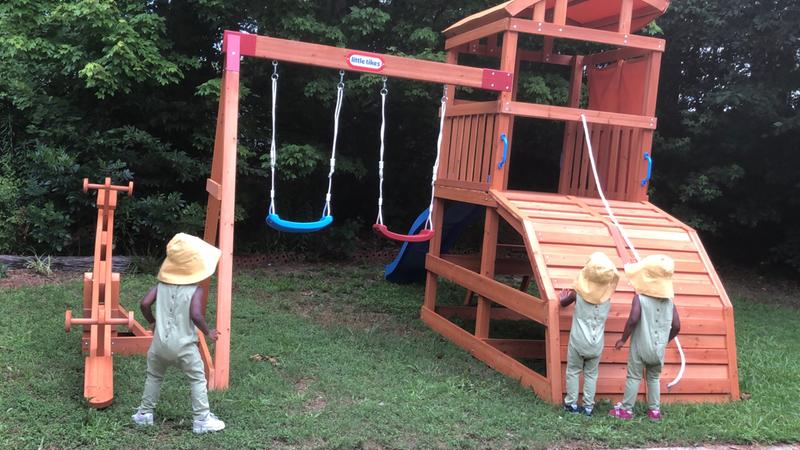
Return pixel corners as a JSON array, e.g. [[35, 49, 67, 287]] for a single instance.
[[608, 403, 633, 420], [647, 409, 662, 421]]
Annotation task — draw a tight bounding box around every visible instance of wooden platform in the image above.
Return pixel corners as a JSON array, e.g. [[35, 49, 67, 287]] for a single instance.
[[423, 190, 740, 404]]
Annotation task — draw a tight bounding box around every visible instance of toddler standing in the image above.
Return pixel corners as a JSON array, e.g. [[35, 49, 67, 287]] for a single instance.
[[560, 252, 619, 416], [609, 254, 681, 421], [131, 233, 226, 434]]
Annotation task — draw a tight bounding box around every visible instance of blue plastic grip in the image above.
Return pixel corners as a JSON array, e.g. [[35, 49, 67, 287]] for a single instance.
[[641, 152, 652, 187], [266, 213, 333, 233], [498, 133, 508, 170]]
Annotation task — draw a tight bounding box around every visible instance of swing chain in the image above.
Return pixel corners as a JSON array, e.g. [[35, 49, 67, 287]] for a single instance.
[[271, 60, 279, 81], [338, 70, 345, 89]]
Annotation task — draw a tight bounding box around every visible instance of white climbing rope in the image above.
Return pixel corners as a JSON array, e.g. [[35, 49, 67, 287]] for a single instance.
[[268, 61, 279, 215], [424, 87, 447, 231], [322, 70, 345, 218], [375, 77, 388, 225], [579, 114, 686, 389]]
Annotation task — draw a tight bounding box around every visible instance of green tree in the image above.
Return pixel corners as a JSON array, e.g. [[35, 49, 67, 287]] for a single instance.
[[654, 0, 800, 271]]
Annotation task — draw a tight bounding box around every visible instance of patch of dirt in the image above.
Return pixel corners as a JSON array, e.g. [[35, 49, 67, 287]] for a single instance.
[[719, 265, 800, 309], [292, 300, 425, 338], [0, 269, 73, 289], [293, 376, 327, 413], [304, 395, 327, 413], [623, 446, 799, 450], [294, 376, 314, 393]]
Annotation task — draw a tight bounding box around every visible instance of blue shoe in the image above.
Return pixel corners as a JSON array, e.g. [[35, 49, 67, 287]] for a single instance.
[[564, 403, 582, 414]]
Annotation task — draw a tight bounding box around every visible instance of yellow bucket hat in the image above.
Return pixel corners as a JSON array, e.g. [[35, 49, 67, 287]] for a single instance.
[[624, 254, 675, 299], [574, 252, 620, 305], [157, 233, 222, 285]]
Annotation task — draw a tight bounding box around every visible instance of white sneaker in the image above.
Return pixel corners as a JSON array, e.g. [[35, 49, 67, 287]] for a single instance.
[[131, 410, 154, 426], [192, 412, 225, 434]]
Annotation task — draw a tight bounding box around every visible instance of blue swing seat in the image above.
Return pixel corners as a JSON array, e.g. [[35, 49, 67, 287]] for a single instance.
[[266, 213, 333, 233]]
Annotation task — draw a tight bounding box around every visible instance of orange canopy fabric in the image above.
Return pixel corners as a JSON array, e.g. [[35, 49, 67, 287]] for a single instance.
[[587, 58, 647, 115]]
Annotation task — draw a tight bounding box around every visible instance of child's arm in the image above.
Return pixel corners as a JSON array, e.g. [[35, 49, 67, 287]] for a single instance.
[[668, 304, 681, 341], [615, 294, 641, 349], [140, 286, 158, 328], [559, 289, 577, 307], [189, 287, 219, 341]]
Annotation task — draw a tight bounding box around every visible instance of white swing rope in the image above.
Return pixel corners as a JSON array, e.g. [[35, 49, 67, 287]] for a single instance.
[[322, 71, 345, 218], [268, 61, 279, 216], [375, 77, 388, 225], [579, 114, 685, 389], [424, 87, 448, 231]]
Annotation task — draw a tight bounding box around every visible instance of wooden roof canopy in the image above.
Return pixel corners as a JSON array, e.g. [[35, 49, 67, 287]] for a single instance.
[[444, 0, 670, 38]]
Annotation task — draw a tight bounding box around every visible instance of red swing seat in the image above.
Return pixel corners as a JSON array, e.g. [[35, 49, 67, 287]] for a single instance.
[[372, 223, 434, 243]]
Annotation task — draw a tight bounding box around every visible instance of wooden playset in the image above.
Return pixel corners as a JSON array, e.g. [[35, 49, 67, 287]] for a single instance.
[[200, 0, 738, 403], [66, 0, 739, 407], [65, 178, 151, 408]]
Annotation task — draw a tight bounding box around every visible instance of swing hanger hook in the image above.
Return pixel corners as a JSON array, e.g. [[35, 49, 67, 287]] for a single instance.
[[338, 70, 345, 88], [271, 60, 279, 80], [380, 76, 388, 95]]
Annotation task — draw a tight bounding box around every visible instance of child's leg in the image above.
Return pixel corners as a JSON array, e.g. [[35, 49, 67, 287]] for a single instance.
[[139, 349, 169, 413], [581, 355, 601, 410], [178, 346, 211, 421], [645, 362, 663, 410], [621, 352, 644, 411], [564, 344, 583, 406]]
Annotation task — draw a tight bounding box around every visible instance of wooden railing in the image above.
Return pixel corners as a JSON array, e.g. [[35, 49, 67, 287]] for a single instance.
[[439, 104, 499, 188], [558, 122, 647, 201]]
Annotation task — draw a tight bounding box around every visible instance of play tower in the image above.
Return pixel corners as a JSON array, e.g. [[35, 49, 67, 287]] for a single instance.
[[421, 0, 740, 404]]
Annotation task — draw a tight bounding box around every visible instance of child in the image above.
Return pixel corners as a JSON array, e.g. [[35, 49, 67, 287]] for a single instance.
[[609, 254, 681, 422], [131, 233, 226, 434], [559, 252, 619, 417]]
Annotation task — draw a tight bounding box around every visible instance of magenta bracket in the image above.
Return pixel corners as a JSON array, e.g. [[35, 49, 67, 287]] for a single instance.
[[481, 69, 513, 92], [224, 32, 240, 72], [222, 31, 258, 72]]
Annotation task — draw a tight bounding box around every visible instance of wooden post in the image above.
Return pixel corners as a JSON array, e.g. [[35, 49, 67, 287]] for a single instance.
[[474, 210, 498, 338], [631, 51, 661, 202], [476, 30, 519, 339], [532, 2, 546, 22], [558, 55, 585, 194], [619, 0, 633, 34], [553, 0, 568, 26], [423, 198, 446, 311], [210, 33, 242, 390]]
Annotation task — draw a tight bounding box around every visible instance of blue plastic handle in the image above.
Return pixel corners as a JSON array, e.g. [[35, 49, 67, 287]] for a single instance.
[[266, 213, 333, 233], [498, 133, 508, 170], [641, 152, 652, 187]]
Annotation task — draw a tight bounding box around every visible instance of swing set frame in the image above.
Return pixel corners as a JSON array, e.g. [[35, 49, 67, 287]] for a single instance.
[[199, 30, 513, 390]]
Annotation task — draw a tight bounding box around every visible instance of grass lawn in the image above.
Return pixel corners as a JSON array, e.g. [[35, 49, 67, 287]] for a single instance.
[[1, 263, 799, 449]]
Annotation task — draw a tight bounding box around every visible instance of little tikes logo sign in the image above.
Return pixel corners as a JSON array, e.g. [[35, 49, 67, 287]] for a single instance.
[[346, 52, 385, 72]]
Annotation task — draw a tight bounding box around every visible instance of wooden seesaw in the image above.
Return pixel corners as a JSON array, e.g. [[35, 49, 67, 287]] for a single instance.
[[64, 178, 152, 408]]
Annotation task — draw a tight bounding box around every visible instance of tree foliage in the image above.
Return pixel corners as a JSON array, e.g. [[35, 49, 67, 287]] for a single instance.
[[0, 0, 798, 271], [654, 0, 800, 271]]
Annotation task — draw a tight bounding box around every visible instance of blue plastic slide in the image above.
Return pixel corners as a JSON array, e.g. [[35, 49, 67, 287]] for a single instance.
[[384, 202, 482, 283]]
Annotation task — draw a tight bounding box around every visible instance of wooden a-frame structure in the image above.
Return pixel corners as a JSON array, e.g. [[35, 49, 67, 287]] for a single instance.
[[202, 0, 740, 404]]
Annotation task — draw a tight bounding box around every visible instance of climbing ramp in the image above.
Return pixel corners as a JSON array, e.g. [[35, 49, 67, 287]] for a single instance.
[[426, 190, 740, 403]]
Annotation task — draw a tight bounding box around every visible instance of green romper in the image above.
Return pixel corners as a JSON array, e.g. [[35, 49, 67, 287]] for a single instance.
[[621, 294, 674, 411], [564, 293, 612, 409], [138, 283, 210, 420]]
